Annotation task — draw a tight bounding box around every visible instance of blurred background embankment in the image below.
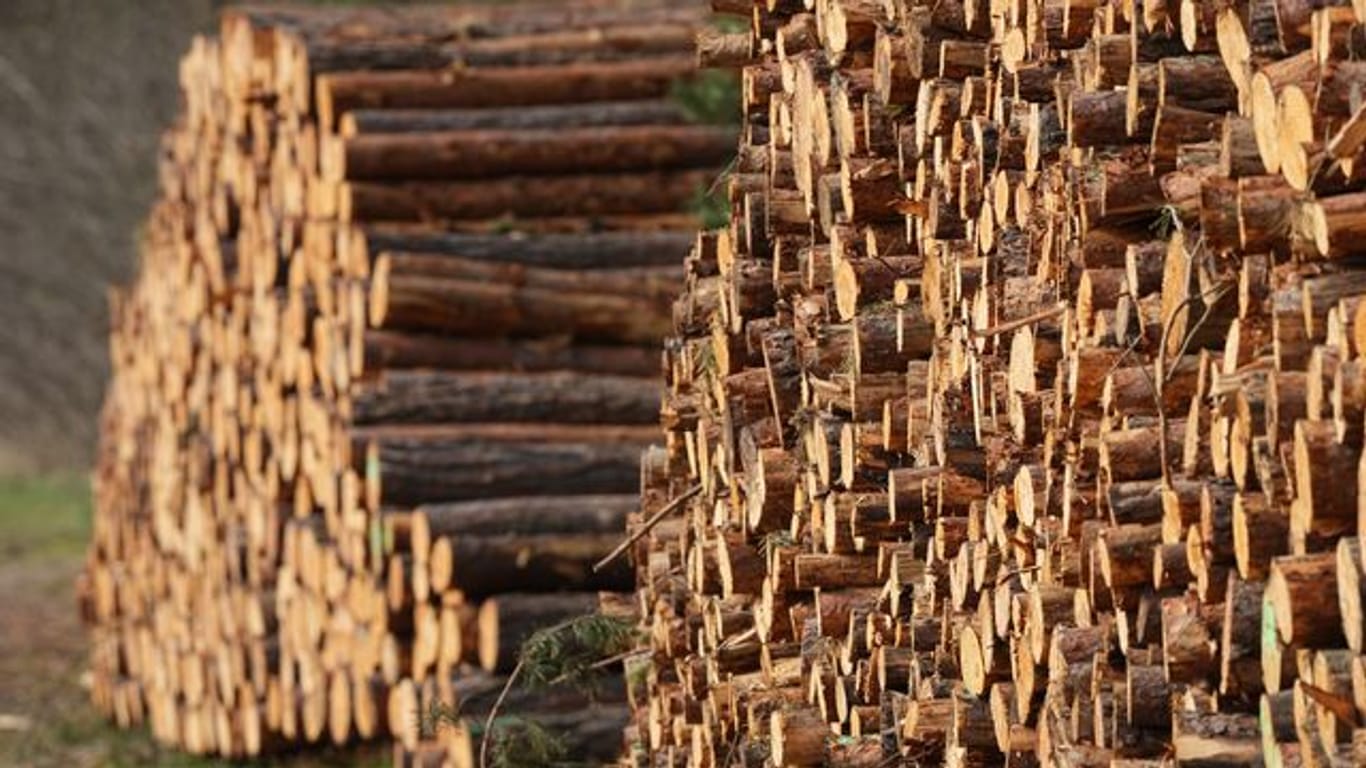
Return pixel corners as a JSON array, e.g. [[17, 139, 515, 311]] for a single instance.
[[0, 0, 221, 473]]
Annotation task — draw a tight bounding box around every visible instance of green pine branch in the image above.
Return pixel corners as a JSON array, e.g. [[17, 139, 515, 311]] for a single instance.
[[670, 70, 741, 126], [519, 614, 638, 690]]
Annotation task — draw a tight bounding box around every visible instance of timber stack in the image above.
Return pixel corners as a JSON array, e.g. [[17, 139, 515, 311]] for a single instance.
[[78, 1, 734, 763], [622, 0, 1366, 767]]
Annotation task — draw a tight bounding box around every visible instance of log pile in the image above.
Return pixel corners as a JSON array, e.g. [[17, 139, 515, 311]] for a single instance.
[[77, 1, 731, 762], [623, 1, 1366, 766]]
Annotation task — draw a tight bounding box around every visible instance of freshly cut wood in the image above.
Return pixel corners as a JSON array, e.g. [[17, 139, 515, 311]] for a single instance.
[[1266, 553, 1344, 648], [1171, 710, 1261, 765], [82, 2, 723, 763], [1306, 191, 1366, 258], [608, 1, 1366, 766], [108, 0, 1366, 764]]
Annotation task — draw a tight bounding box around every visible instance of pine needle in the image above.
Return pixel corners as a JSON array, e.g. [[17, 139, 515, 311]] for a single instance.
[[669, 70, 741, 126], [519, 614, 638, 690], [484, 717, 570, 768], [479, 614, 642, 767]]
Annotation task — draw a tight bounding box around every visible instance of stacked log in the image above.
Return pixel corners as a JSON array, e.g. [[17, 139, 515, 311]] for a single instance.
[[76, 2, 732, 762], [622, 1, 1366, 766]]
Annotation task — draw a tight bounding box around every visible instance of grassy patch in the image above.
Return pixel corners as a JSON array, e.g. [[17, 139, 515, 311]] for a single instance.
[[0, 472, 91, 560], [5, 715, 392, 768]]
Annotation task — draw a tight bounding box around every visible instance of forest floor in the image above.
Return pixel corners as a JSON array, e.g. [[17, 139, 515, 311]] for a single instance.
[[0, 474, 387, 768]]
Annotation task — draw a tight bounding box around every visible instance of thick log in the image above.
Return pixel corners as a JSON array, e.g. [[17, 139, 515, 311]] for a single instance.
[[1267, 552, 1344, 648], [340, 99, 691, 135], [434, 533, 633, 598], [324, 125, 734, 181], [340, 169, 716, 222], [354, 370, 660, 425], [316, 57, 698, 128], [369, 271, 673, 344], [1171, 710, 1261, 766], [358, 424, 657, 507], [410, 495, 637, 559], [352, 229, 694, 271], [360, 331, 660, 378]]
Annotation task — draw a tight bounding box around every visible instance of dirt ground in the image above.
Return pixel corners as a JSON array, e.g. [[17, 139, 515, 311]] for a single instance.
[[0, 475, 387, 768], [0, 474, 160, 767], [0, 543, 109, 766]]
